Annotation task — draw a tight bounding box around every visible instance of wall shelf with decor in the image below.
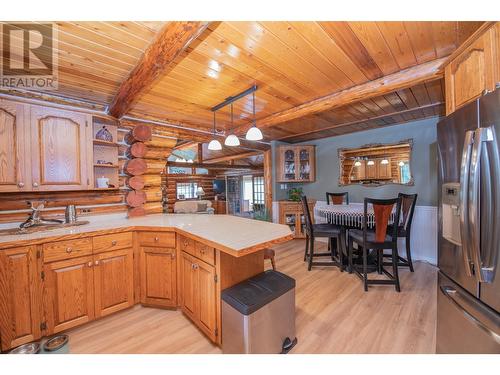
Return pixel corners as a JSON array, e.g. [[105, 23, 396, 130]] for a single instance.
[[92, 118, 119, 189]]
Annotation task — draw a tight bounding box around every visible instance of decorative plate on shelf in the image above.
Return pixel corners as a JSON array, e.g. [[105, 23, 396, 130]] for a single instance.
[[95, 126, 113, 142]]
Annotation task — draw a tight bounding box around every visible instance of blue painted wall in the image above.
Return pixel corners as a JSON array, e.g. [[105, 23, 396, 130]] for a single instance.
[[272, 117, 439, 206]]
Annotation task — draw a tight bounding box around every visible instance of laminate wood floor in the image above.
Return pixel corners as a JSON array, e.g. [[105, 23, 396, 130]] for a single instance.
[[68, 239, 437, 354]]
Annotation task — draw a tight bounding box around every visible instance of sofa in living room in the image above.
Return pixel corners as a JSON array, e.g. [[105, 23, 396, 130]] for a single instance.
[[173, 200, 215, 214]]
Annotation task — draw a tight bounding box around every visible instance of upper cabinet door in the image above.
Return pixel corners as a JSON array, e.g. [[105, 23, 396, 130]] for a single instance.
[[30, 106, 92, 191], [0, 99, 31, 192], [445, 26, 498, 115]]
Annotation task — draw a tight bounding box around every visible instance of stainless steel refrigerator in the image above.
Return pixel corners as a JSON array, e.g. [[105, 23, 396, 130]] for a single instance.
[[437, 88, 500, 353]]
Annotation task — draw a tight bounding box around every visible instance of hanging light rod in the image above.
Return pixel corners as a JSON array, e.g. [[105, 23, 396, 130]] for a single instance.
[[211, 85, 258, 112]]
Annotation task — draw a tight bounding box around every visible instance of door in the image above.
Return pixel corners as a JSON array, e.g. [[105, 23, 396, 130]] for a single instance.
[[140, 247, 177, 308], [0, 99, 31, 192], [197, 261, 217, 341], [437, 100, 479, 296], [283, 148, 296, 181], [30, 105, 92, 191], [94, 249, 134, 317], [478, 88, 500, 313], [0, 246, 41, 351], [180, 252, 197, 319], [437, 271, 500, 353], [43, 255, 94, 334]]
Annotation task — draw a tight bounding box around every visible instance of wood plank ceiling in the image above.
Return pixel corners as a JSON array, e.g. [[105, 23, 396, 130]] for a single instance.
[[0, 21, 483, 143]]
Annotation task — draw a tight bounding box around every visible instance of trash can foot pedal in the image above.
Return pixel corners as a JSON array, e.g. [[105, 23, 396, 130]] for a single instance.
[[280, 337, 297, 354]]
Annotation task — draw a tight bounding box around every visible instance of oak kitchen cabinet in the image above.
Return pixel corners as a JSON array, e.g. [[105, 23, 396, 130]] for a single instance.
[[139, 231, 177, 308], [278, 200, 316, 239], [445, 23, 499, 115], [0, 246, 41, 351], [0, 99, 92, 192], [276, 145, 316, 183]]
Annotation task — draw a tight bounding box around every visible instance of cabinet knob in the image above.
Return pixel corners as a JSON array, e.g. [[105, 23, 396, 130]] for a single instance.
[[17, 182, 25, 188], [171, 253, 176, 259], [95, 260, 99, 266], [87, 261, 93, 267], [200, 248, 206, 254], [111, 240, 117, 246], [33, 182, 39, 187], [66, 247, 73, 253], [154, 237, 159, 242], [183, 241, 189, 247]]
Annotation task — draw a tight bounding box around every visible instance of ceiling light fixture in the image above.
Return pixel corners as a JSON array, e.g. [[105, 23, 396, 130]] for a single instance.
[[224, 103, 240, 147], [381, 159, 389, 165], [398, 161, 405, 167], [208, 112, 222, 151], [367, 160, 375, 166], [354, 160, 362, 167], [245, 91, 263, 141]]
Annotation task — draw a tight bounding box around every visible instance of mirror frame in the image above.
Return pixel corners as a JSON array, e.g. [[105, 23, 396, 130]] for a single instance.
[[337, 138, 414, 187]]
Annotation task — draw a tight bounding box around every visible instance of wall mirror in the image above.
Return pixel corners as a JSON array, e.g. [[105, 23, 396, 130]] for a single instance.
[[338, 139, 413, 186]]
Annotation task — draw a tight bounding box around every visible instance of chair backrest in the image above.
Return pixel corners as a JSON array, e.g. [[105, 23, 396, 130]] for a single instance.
[[301, 196, 313, 234], [363, 197, 402, 243], [326, 192, 349, 205], [398, 193, 417, 231]]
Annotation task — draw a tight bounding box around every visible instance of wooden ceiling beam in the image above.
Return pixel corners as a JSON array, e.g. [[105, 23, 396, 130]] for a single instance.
[[108, 21, 211, 118], [167, 161, 261, 171], [279, 102, 444, 142], [235, 57, 447, 136], [203, 151, 262, 164]]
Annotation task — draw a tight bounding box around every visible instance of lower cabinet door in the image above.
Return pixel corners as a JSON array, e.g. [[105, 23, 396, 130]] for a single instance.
[[0, 246, 41, 351], [140, 247, 177, 308], [43, 256, 95, 334], [196, 261, 217, 342], [180, 251, 197, 318], [94, 248, 134, 318]]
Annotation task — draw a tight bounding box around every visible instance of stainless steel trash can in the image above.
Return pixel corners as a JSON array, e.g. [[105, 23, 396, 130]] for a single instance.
[[221, 270, 297, 354]]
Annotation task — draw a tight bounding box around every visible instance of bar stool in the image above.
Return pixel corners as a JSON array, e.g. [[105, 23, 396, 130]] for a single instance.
[[302, 196, 343, 271], [348, 197, 402, 292], [326, 192, 349, 205]]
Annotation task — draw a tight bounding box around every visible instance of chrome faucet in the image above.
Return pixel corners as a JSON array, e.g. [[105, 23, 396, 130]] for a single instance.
[[19, 201, 63, 229]]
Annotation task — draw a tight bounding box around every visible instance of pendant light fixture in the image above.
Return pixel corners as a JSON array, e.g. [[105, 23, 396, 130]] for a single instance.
[[380, 159, 389, 165], [224, 103, 240, 147], [245, 91, 263, 141], [354, 160, 362, 167], [208, 112, 222, 151]]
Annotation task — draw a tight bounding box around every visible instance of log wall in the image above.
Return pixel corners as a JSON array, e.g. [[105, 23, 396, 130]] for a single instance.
[[165, 174, 215, 213]]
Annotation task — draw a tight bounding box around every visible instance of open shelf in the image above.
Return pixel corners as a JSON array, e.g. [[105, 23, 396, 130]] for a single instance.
[[94, 164, 119, 168], [93, 139, 119, 147]]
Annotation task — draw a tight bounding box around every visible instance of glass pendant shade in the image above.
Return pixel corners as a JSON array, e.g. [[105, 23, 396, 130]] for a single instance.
[[224, 134, 240, 146], [208, 139, 222, 151], [245, 125, 263, 141]]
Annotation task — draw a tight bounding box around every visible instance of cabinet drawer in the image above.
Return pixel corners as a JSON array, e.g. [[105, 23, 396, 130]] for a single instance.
[[93, 232, 132, 254], [179, 235, 196, 256], [43, 238, 92, 263], [195, 242, 215, 266], [138, 231, 175, 248]]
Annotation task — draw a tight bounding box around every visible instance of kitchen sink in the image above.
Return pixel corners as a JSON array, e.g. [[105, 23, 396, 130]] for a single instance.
[[0, 220, 90, 236]]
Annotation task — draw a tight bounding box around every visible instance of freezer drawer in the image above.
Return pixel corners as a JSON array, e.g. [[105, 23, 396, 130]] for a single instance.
[[437, 271, 500, 353]]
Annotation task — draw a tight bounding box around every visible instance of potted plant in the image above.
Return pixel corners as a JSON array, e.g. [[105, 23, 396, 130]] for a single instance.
[[288, 187, 303, 202]]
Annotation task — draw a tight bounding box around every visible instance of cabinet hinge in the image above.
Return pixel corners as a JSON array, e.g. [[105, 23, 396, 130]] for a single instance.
[[87, 178, 90, 186], [36, 250, 41, 259], [85, 120, 88, 127], [215, 328, 218, 337], [40, 322, 47, 331], [214, 275, 218, 283], [40, 271, 45, 281]]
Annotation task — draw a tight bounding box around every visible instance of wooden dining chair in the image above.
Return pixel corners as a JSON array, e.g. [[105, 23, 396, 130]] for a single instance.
[[383, 193, 418, 272], [348, 197, 402, 292], [326, 192, 349, 205], [301, 196, 343, 271]]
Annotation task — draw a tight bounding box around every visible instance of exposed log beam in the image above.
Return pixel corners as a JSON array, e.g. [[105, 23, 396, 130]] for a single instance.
[[108, 21, 211, 118], [167, 161, 261, 171], [174, 141, 199, 151], [235, 57, 447, 135], [279, 102, 444, 142], [203, 151, 262, 164]]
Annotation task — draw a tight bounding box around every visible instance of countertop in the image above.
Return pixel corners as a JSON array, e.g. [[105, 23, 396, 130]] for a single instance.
[[0, 213, 293, 256]]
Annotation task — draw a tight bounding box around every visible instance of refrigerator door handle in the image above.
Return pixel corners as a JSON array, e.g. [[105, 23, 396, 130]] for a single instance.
[[469, 127, 495, 282], [459, 130, 474, 276], [440, 285, 500, 344]]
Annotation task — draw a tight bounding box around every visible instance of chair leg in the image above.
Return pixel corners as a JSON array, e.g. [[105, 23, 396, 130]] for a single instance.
[[392, 246, 401, 292], [308, 235, 315, 271], [330, 237, 336, 261], [377, 249, 383, 274], [337, 236, 344, 272], [270, 256, 276, 271], [363, 246, 368, 292], [348, 238, 353, 274], [405, 234, 414, 272], [304, 233, 309, 261]]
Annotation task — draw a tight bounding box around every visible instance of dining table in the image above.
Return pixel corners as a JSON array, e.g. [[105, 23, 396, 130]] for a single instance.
[[315, 203, 397, 271]]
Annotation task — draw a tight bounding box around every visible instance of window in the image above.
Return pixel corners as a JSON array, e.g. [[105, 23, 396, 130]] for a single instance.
[[176, 182, 198, 200], [399, 162, 411, 184], [253, 176, 264, 205]]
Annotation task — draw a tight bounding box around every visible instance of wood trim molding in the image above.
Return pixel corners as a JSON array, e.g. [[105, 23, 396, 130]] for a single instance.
[[167, 161, 261, 171], [108, 22, 212, 118], [203, 151, 262, 164], [234, 57, 447, 135]]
